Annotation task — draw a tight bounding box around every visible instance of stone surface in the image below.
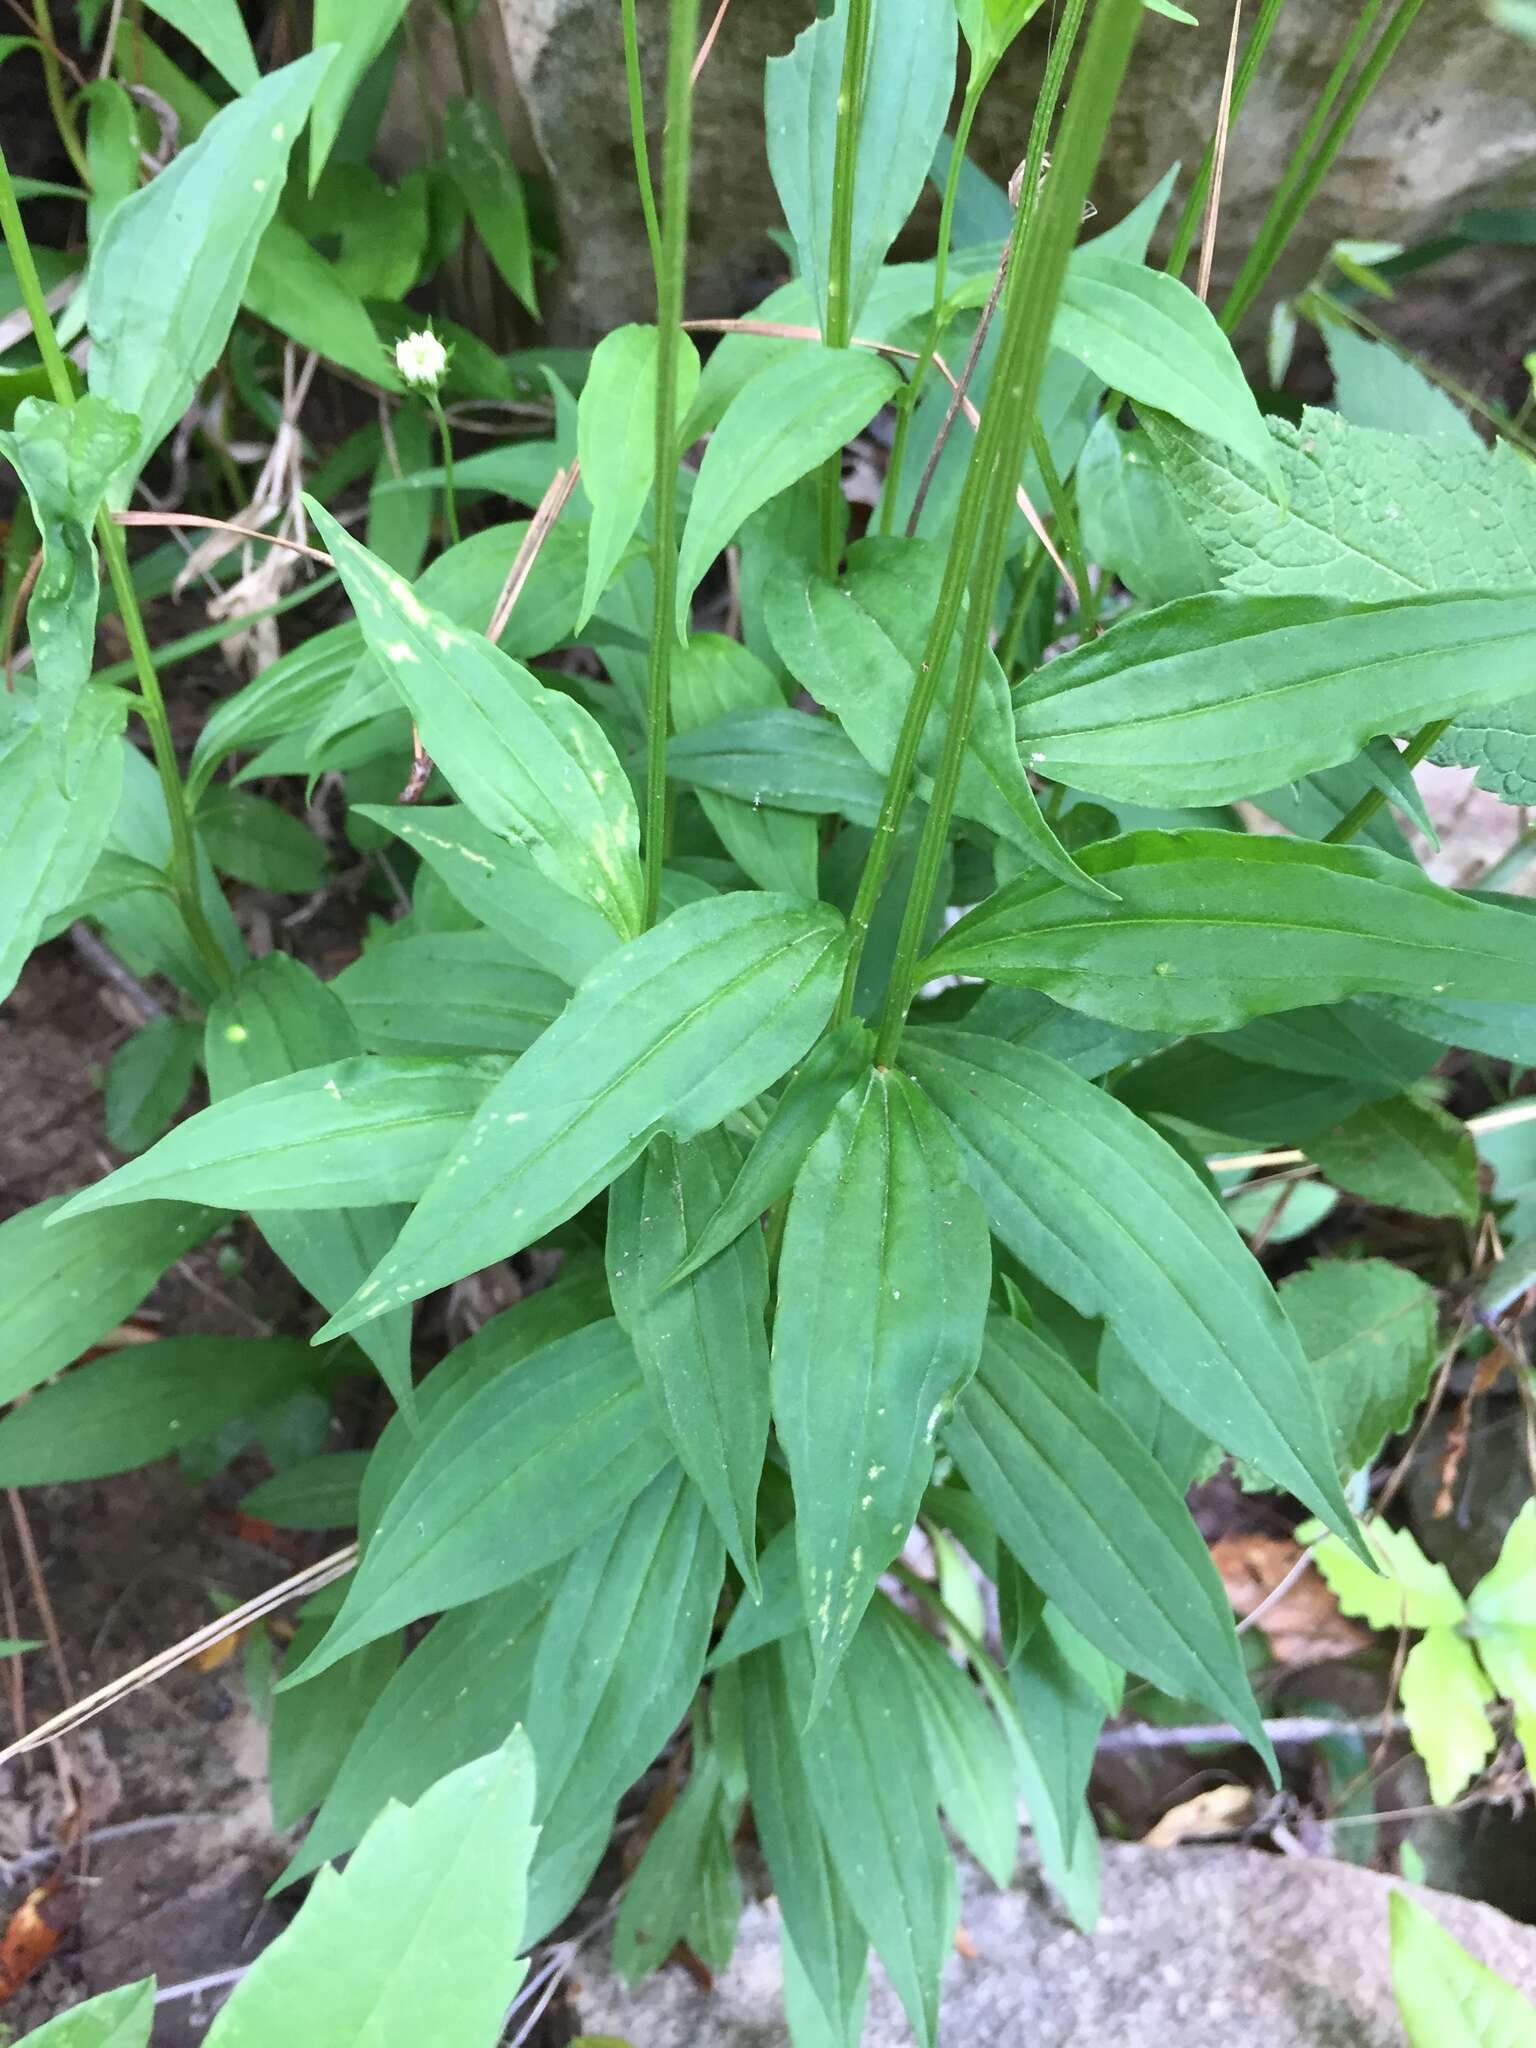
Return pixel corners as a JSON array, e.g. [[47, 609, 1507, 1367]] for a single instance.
[[571, 1844, 1536, 2046], [490, 0, 1536, 343]]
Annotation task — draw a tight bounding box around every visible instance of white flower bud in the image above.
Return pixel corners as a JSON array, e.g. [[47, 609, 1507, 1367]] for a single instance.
[[395, 329, 448, 390]]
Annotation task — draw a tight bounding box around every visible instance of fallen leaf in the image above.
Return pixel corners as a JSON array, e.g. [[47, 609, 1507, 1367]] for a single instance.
[[1212, 1533, 1370, 1665], [1142, 1783, 1254, 1847], [954, 1924, 978, 1960], [0, 1875, 80, 2001], [195, 1626, 248, 1674]]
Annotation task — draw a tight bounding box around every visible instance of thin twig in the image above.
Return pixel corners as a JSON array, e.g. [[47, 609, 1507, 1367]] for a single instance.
[[8, 1811, 215, 1879], [487, 461, 581, 643], [95, 0, 126, 78], [69, 925, 165, 1023], [908, 246, 1008, 540], [690, 0, 734, 83], [1097, 1711, 1407, 1753], [0, 1546, 356, 1767], [153, 1964, 252, 2008], [7, 1492, 78, 1815], [1234, 1543, 1317, 1637], [1196, 0, 1244, 304], [111, 511, 333, 566], [3, 546, 42, 691], [1208, 1096, 1536, 1179]]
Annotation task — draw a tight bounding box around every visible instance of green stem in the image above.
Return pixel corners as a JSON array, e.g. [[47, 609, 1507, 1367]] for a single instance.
[[1322, 718, 1448, 847], [621, 0, 664, 279], [1028, 417, 1095, 635], [641, 0, 701, 931], [996, 543, 1052, 681], [1482, 826, 1536, 895], [426, 392, 461, 545], [1164, 0, 1291, 278], [872, 0, 1143, 1063], [829, 0, 1094, 1028], [1222, 0, 1425, 333], [29, 0, 92, 190], [0, 139, 74, 406], [880, 70, 987, 534], [98, 513, 231, 989], [817, 0, 874, 575]]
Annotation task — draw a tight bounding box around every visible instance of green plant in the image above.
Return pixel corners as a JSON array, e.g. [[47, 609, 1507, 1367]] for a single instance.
[[1392, 1890, 1536, 2046], [4, 0, 1536, 2042]]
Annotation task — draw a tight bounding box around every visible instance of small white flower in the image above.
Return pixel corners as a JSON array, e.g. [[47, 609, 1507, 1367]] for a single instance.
[[395, 329, 447, 390]]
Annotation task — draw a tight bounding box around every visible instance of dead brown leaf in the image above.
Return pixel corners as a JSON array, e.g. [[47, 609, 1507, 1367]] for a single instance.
[[1142, 1783, 1254, 1847], [0, 1875, 80, 2001], [1211, 1533, 1369, 1665]]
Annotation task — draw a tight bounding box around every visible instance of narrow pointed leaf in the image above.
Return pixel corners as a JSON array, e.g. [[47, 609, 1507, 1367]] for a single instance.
[[310, 505, 643, 937], [578, 325, 701, 629], [667, 706, 889, 825], [1015, 589, 1536, 808], [17, 1979, 155, 2047], [945, 1318, 1274, 1763], [142, 0, 257, 90], [773, 1069, 990, 1706], [675, 348, 900, 638], [314, 893, 846, 1338], [608, 1128, 771, 1595], [308, 0, 408, 187], [1, 694, 126, 1003], [333, 931, 567, 1057], [906, 1029, 1361, 1543], [443, 96, 538, 315], [927, 830, 1536, 1035], [288, 1322, 670, 1679], [673, 635, 819, 898]]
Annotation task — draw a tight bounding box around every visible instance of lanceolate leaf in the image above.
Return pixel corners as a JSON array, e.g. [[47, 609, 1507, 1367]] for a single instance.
[[945, 1319, 1274, 1763], [773, 1068, 990, 1707], [608, 1128, 772, 1595], [204, 955, 415, 1414], [578, 324, 702, 629], [767, 539, 1103, 894], [0, 1195, 224, 1406], [675, 348, 900, 638], [667, 706, 889, 826], [142, 0, 258, 91], [672, 1019, 874, 1283], [614, 1752, 742, 1982], [1014, 589, 1536, 808], [313, 893, 847, 1340], [0, 396, 137, 779], [765, 0, 957, 335], [333, 931, 568, 1057], [58, 1055, 495, 1218], [287, 1321, 671, 1679], [309, 506, 644, 937], [926, 830, 1536, 1035], [1006, 1608, 1111, 1926], [905, 1029, 1361, 1542], [308, 0, 408, 187], [87, 51, 334, 493], [672, 635, 819, 898], [17, 1980, 155, 2047], [1054, 255, 1280, 489], [205, 1731, 538, 2048], [443, 97, 539, 316]]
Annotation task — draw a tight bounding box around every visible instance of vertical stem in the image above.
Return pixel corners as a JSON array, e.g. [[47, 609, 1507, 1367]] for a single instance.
[[621, 0, 664, 278], [1028, 417, 1095, 635], [818, 0, 874, 574], [830, 0, 1092, 1025], [881, 73, 987, 535], [0, 140, 74, 407], [28, 0, 93, 188], [641, 0, 702, 931], [1164, 0, 1289, 277], [873, 0, 1144, 1061], [426, 392, 461, 545]]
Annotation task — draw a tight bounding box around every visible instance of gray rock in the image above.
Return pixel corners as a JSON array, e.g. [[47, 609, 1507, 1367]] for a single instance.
[[571, 1844, 1536, 2045], [489, 0, 1536, 342]]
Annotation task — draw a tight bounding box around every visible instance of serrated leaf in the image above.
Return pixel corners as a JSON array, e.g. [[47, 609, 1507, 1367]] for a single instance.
[[672, 635, 819, 897], [0, 1337, 321, 1484], [773, 1068, 990, 1706], [944, 1318, 1273, 1762], [87, 52, 334, 492], [782, 1623, 956, 2048], [1470, 1505, 1536, 1629], [104, 1014, 199, 1154], [906, 1029, 1359, 1540], [578, 325, 701, 629], [1278, 1258, 1438, 1480], [205, 1730, 537, 2048], [1014, 589, 1536, 809], [607, 1127, 771, 1595], [310, 505, 643, 937], [1307, 1095, 1480, 1223], [667, 705, 889, 825], [333, 931, 567, 1057], [1054, 255, 1280, 489], [59, 1055, 494, 1217], [15, 1979, 155, 2047], [0, 396, 137, 778], [1401, 1628, 1498, 1805], [313, 893, 846, 1339], [1391, 1891, 1536, 2048], [926, 830, 1536, 1035], [1309, 1521, 1466, 1631], [765, 0, 956, 335], [0, 1193, 223, 1405], [767, 538, 1101, 894], [1325, 321, 1478, 445], [675, 348, 900, 638], [287, 1321, 671, 1679], [356, 804, 618, 987]]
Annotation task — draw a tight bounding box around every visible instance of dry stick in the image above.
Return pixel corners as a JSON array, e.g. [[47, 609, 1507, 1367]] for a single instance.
[[3, 545, 42, 690], [1196, 0, 1245, 304], [681, 318, 1076, 597], [690, 0, 734, 84], [906, 241, 1007, 541], [0, 1540, 27, 1749], [110, 510, 334, 566], [0, 1545, 358, 1769], [8, 1491, 78, 1813], [1097, 1711, 1406, 1754]]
